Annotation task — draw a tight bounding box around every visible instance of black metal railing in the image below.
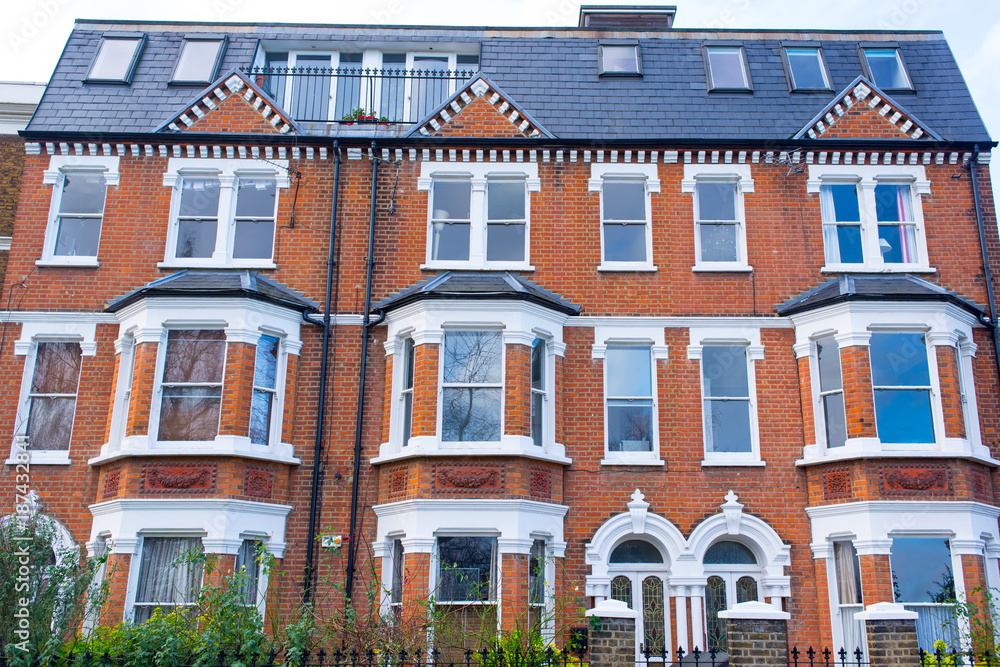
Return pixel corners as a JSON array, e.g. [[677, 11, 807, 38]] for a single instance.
[[244, 67, 478, 127]]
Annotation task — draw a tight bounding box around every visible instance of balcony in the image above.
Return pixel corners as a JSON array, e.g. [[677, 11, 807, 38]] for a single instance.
[[244, 66, 479, 136]]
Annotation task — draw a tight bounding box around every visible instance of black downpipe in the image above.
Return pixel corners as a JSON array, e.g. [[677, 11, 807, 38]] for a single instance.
[[345, 141, 379, 603], [970, 145, 1000, 382], [303, 140, 341, 604]]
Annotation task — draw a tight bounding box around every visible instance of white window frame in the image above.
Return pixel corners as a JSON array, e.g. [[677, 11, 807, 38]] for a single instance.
[[38, 156, 120, 267], [235, 534, 270, 617], [593, 324, 667, 466], [688, 325, 763, 467], [590, 163, 660, 272], [807, 332, 849, 452], [860, 47, 913, 91], [161, 158, 289, 269], [807, 165, 931, 273], [130, 533, 206, 623], [417, 162, 539, 271], [7, 317, 99, 465], [781, 46, 831, 91], [682, 164, 754, 272], [438, 328, 506, 445]]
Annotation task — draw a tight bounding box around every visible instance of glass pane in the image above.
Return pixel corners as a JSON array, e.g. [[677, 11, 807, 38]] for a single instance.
[[607, 346, 652, 396], [609, 540, 663, 564], [27, 397, 76, 450], [233, 220, 275, 259], [249, 389, 272, 445], [890, 538, 954, 603], [824, 184, 860, 221], [786, 48, 827, 88], [706, 576, 728, 653], [391, 540, 404, 603], [607, 400, 653, 451], [708, 47, 747, 88], [235, 179, 276, 218], [410, 56, 449, 122], [701, 345, 749, 398], [816, 336, 843, 393], [163, 330, 226, 384], [486, 223, 525, 262], [60, 172, 106, 214], [865, 49, 908, 89], [403, 338, 415, 390], [874, 389, 935, 443], [176, 220, 217, 258], [704, 541, 756, 565], [736, 576, 758, 603], [705, 399, 752, 453], [235, 539, 261, 606], [823, 393, 848, 448], [874, 184, 912, 222], [531, 339, 545, 389], [878, 224, 917, 264], [158, 387, 222, 441], [179, 178, 221, 217], [697, 182, 736, 221], [700, 223, 738, 262], [870, 333, 930, 386], [836, 225, 864, 264], [834, 541, 863, 605], [402, 392, 413, 445], [31, 342, 82, 394], [253, 334, 278, 389], [264, 53, 287, 105], [54, 217, 102, 257], [529, 540, 545, 604], [438, 536, 495, 602], [443, 331, 502, 384], [610, 575, 632, 608], [603, 223, 647, 262], [431, 222, 470, 261], [289, 54, 331, 121], [135, 537, 204, 606], [433, 180, 471, 220], [602, 45, 638, 73], [603, 181, 645, 221], [487, 180, 525, 220], [442, 388, 502, 442], [173, 39, 223, 82], [90, 38, 141, 80], [642, 577, 666, 653], [379, 53, 406, 121], [531, 392, 543, 447], [333, 52, 363, 120]]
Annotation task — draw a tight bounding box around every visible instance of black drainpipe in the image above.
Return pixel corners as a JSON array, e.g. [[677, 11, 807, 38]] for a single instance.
[[345, 141, 381, 603], [970, 145, 1000, 382], [302, 140, 341, 604]]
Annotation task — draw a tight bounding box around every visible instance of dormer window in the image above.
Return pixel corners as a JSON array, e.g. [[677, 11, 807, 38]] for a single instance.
[[599, 44, 640, 75], [86, 34, 146, 84], [705, 46, 751, 91], [782, 46, 830, 91], [861, 47, 912, 91], [170, 36, 228, 84]]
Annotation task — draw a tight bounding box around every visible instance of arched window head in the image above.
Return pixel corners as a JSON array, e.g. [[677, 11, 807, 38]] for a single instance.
[[704, 540, 757, 565], [609, 539, 663, 564]]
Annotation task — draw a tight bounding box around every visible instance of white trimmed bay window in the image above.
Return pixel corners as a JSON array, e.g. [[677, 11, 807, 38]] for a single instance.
[[38, 156, 120, 267], [441, 330, 503, 443]]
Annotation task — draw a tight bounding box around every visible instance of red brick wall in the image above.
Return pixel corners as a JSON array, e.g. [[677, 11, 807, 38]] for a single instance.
[[219, 341, 255, 437], [858, 554, 894, 605], [411, 343, 439, 437], [936, 345, 966, 439], [840, 346, 878, 440], [431, 96, 526, 138], [504, 343, 531, 437], [185, 91, 282, 134], [822, 100, 916, 140]]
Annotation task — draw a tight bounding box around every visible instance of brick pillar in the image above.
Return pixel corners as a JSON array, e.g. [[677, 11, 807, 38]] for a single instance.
[[401, 551, 431, 628], [961, 553, 992, 651], [219, 342, 255, 436], [797, 355, 816, 446], [504, 342, 531, 438], [811, 552, 835, 649], [411, 344, 439, 437], [587, 599, 637, 667], [282, 349, 300, 443], [858, 553, 895, 605], [125, 341, 159, 437], [936, 345, 966, 439], [500, 551, 530, 630], [856, 602, 920, 667], [99, 552, 133, 625], [102, 347, 123, 443], [839, 345, 878, 440], [718, 601, 789, 667]]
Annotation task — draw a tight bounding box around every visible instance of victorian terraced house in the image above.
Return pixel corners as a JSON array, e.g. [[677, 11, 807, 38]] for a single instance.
[[2, 5, 999, 659]]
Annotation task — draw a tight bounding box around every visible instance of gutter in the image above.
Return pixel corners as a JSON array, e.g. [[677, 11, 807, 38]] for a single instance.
[[302, 139, 341, 604], [970, 145, 1000, 382], [345, 140, 384, 604]]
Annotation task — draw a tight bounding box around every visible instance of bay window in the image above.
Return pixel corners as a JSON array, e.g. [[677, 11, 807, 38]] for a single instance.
[[133, 536, 204, 623], [441, 331, 503, 443], [158, 329, 226, 442], [869, 332, 935, 444], [816, 336, 847, 449]]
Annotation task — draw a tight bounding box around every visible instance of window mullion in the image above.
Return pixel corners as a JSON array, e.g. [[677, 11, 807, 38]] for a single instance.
[[468, 178, 487, 266], [216, 175, 237, 262]]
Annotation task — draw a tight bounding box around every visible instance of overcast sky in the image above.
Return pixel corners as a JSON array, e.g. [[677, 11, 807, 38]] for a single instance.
[[4, 0, 998, 190]]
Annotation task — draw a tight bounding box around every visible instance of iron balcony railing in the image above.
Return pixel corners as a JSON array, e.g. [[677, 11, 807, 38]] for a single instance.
[[244, 67, 478, 129]]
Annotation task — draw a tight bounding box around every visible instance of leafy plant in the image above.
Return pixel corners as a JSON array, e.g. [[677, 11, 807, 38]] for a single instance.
[[341, 107, 391, 123]]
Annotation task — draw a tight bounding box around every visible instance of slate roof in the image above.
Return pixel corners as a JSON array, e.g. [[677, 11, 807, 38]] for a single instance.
[[106, 270, 319, 313], [25, 21, 992, 143], [375, 272, 581, 315], [776, 274, 984, 317]]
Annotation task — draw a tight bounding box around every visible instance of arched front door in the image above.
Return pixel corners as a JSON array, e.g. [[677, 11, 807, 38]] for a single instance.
[[703, 540, 761, 653], [607, 539, 672, 660]]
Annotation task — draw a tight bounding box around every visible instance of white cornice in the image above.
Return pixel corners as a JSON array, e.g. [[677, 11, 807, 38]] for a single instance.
[[565, 316, 792, 329], [0, 311, 117, 324]]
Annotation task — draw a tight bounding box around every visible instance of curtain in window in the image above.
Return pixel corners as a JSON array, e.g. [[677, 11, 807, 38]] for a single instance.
[[876, 184, 916, 263], [834, 541, 861, 605], [134, 537, 204, 623], [820, 186, 841, 264]]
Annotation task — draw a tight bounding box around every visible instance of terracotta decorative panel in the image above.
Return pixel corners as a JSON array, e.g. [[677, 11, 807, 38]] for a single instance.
[[434, 463, 504, 494], [968, 468, 993, 503], [103, 468, 121, 499], [140, 463, 217, 494], [244, 465, 273, 499], [879, 464, 952, 497], [529, 466, 552, 500], [388, 467, 408, 499], [824, 467, 852, 500]]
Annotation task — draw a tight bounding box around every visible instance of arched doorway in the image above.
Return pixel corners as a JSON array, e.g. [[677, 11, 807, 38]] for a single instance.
[[703, 540, 761, 652], [607, 539, 671, 659]]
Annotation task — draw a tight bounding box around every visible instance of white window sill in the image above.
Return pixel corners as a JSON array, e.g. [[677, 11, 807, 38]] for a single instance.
[[820, 264, 935, 274], [90, 435, 301, 466], [158, 260, 278, 270], [598, 263, 658, 272], [701, 458, 765, 467], [420, 263, 535, 272], [6, 450, 72, 465], [373, 436, 571, 465], [797, 438, 998, 467], [36, 257, 100, 268], [600, 456, 665, 466], [692, 263, 753, 273]]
